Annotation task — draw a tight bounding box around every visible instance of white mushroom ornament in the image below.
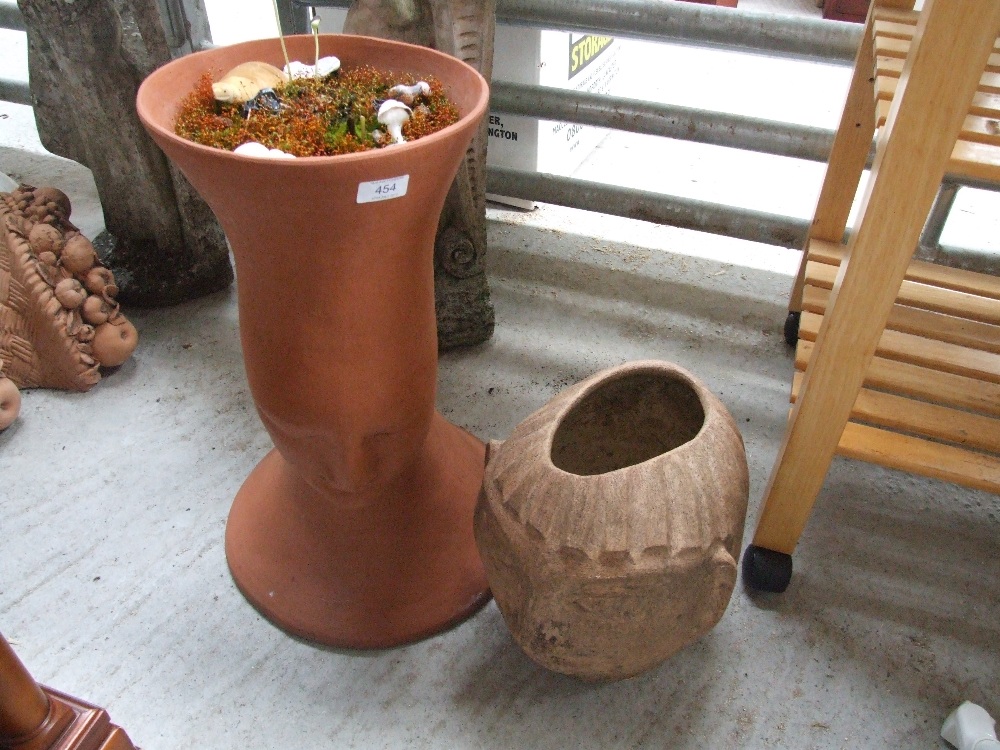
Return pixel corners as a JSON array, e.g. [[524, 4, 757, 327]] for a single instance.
[[387, 81, 430, 106], [377, 100, 412, 145], [233, 142, 297, 159], [285, 55, 341, 80]]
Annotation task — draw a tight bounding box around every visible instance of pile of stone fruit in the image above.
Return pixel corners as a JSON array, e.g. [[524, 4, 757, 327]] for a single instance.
[[1, 185, 138, 388], [0, 358, 18, 430]]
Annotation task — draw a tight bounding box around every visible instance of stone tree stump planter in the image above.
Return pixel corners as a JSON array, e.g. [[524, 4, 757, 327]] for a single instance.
[[18, 0, 233, 307], [475, 360, 749, 681], [137, 34, 492, 648], [343, 0, 497, 350]]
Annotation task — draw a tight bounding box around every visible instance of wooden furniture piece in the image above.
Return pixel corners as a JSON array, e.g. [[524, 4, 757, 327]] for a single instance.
[[0, 634, 137, 750], [742, 0, 1000, 591]]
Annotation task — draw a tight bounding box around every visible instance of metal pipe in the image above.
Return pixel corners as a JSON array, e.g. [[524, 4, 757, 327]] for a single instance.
[[0, 0, 23, 32], [279, 0, 313, 35], [487, 166, 809, 248], [496, 0, 861, 62], [0, 76, 31, 106], [299, 0, 862, 63], [492, 81, 836, 163], [917, 181, 960, 256]]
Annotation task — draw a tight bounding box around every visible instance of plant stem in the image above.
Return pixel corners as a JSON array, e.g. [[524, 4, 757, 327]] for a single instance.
[[270, 0, 292, 73], [312, 17, 321, 71]]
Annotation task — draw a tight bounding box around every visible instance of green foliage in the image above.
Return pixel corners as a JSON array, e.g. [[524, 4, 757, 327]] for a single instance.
[[323, 120, 349, 150]]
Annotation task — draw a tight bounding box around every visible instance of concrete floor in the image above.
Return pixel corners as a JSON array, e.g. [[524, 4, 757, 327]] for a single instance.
[[2, 1, 999, 748]]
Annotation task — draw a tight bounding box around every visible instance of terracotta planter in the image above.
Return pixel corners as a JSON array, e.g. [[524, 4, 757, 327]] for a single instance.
[[136, 35, 491, 648], [475, 360, 749, 680]]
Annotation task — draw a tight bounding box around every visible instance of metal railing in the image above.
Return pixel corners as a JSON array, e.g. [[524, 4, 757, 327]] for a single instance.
[[2, 0, 998, 260]]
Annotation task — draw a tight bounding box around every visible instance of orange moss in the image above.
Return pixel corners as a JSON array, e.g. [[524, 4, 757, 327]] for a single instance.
[[173, 67, 460, 156]]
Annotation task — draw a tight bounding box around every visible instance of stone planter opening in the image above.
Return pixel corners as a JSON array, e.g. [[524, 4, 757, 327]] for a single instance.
[[551, 371, 706, 476]]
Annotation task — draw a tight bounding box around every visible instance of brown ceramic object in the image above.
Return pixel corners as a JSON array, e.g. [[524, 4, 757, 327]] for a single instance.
[[136, 35, 492, 648], [0, 185, 137, 391], [0, 633, 138, 750], [475, 360, 750, 681]]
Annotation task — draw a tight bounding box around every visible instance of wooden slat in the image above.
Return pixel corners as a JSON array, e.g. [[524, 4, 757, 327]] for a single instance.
[[791, 372, 1000, 454], [837, 421, 1000, 494], [799, 310, 1000, 383], [950, 139, 1000, 183], [874, 35, 915, 59], [954, 116, 1000, 147], [877, 99, 1000, 145], [872, 6, 918, 25], [807, 239, 1000, 301], [795, 339, 1000, 418], [968, 91, 1000, 119], [805, 261, 1000, 326], [877, 72, 1000, 104], [801, 284, 1000, 354], [873, 19, 919, 40], [877, 52, 1000, 76], [873, 22, 1000, 53]]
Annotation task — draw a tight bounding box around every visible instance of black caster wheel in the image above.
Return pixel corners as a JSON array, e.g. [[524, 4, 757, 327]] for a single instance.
[[783, 311, 801, 347], [742, 544, 793, 593]]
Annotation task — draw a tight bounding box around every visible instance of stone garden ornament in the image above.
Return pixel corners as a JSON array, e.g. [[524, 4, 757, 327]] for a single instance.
[[475, 360, 750, 681], [344, 0, 497, 348], [17, 0, 233, 306], [1, 185, 139, 392]]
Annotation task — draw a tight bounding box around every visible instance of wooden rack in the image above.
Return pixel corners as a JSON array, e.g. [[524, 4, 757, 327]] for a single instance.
[[742, 0, 1000, 591]]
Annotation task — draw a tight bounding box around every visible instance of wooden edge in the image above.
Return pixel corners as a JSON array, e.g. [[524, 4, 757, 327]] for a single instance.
[[877, 52, 1000, 76], [805, 262, 1000, 326], [799, 309, 1000, 384], [801, 284, 1000, 354], [877, 71, 1000, 103], [806, 239, 1000, 301], [876, 92, 1000, 122], [791, 371, 1000, 454], [837, 421, 1000, 494], [795, 339, 1000, 418]]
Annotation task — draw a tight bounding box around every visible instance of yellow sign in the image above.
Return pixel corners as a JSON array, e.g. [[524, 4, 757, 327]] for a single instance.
[[569, 35, 614, 79]]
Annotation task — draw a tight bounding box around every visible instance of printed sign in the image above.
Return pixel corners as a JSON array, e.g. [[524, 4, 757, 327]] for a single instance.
[[357, 175, 409, 204], [569, 34, 614, 79]]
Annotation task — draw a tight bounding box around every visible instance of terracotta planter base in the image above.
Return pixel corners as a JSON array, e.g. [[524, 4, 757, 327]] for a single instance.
[[226, 413, 491, 648]]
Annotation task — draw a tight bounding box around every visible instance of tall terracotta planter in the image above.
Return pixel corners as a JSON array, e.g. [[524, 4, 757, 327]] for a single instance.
[[475, 361, 749, 680], [136, 35, 491, 648]]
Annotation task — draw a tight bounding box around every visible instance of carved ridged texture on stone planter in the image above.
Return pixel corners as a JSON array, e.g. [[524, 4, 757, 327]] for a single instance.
[[475, 360, 750, 681]]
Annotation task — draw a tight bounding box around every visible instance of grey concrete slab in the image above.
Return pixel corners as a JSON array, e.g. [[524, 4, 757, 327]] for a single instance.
[[2, 187, 998, 748]]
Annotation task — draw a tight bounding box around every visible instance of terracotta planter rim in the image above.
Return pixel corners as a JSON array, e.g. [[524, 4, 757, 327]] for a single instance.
[[545, 359, 713, 479], [135, 33, 491, 167]]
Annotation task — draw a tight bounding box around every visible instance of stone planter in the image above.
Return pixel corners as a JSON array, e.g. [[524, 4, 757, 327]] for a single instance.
[[475, 360, 749, 680], [136, 35, 491, 648]]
